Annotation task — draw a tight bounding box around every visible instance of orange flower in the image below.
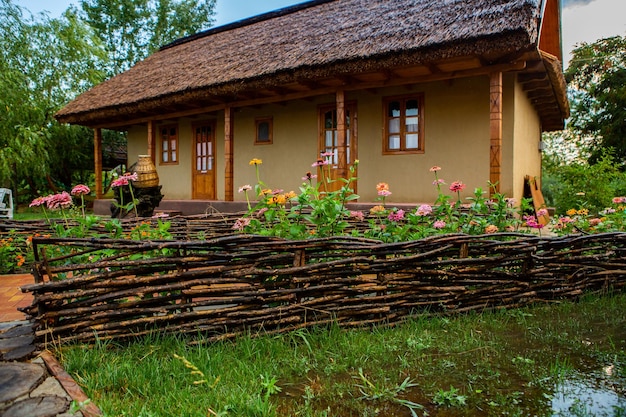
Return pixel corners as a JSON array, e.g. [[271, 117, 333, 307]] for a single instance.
[[376, 182, 389, 192]]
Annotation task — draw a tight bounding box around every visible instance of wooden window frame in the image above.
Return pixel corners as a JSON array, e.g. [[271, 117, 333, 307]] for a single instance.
[[254, 117, 273, 145], [159, 124, 179, 165], [382, 94, 425, 155]]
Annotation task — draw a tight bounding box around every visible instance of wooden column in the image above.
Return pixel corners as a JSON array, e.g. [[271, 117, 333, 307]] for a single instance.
[[147, 120, 156, 163], [489, 72, 503, 195], [336, 89, 348, 180], [94, 128, 103, 199], [224, 106, 234, 201]]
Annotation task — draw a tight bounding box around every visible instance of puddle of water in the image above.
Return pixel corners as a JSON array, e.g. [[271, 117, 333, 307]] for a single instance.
[[552, 376, 626, 416]]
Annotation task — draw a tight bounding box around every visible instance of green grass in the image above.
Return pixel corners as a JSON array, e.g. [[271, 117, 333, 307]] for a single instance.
[[58, 291, 626, 416]]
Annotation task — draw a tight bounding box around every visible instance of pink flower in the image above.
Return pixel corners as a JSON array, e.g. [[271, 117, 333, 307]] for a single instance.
[[238, 185, 252, 193], [523, 215, 544, 229], [111, 177, 129, 188], [429, 166, 441, 172], [536, 208, 549, 217], [312, 159, 329, 167], [589, 218, 602, 226], [112, 172, 138, 187], [71, 184, 90, 196], [415, 204, 432, 216], [302, 172, 317, 181], [432, 179, 445, 186], [388, 209, 405, 222], [232, 217, 251, 231], [29, 196, 47, 208], [46, 192, 72, 210], [505, 198, 517, 207], [612, 197, 626, 204], [449, 181, 465, 193], [378, 190, 392, 197], [350, 210, 365, 221], [433, 220, 446, 229]]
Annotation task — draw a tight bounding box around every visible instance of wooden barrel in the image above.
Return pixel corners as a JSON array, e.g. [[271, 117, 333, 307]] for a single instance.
[[133, 155, 159, 188]]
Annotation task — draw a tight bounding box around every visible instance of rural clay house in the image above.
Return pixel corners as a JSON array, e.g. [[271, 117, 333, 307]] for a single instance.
[[55, 0, 569, 214]]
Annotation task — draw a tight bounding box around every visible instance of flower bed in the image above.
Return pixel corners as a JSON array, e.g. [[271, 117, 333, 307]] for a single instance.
[[21, 231, 626, 346]]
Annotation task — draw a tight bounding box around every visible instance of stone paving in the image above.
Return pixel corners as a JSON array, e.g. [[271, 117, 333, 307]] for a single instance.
[[0, 274, 102, 417]]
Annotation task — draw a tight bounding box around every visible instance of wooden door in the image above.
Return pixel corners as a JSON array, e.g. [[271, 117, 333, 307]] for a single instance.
[[318, 103, 357, 192], [192, 122, 216, 199]]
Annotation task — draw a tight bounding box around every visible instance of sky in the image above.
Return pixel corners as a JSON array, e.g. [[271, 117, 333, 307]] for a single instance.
[[13, 0, 626, 69]]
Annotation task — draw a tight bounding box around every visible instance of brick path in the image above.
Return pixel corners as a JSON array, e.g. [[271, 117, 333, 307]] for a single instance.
[[0, 274, 34, 322]]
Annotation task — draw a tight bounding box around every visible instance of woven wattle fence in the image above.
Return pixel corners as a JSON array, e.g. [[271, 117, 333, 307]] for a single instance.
[[21, 232, 626, 346]]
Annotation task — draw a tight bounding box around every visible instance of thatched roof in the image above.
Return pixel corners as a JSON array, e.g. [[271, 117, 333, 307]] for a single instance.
[[56, 0, 568, 130]]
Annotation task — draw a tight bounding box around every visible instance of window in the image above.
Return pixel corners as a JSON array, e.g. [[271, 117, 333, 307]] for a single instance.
[[160, 125, 178, 164], [383, 94, 424, 154], [255, 117, 273, 145]]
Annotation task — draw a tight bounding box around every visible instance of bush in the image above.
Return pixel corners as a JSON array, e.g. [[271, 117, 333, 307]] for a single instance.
[[542, 151, 626, 215]]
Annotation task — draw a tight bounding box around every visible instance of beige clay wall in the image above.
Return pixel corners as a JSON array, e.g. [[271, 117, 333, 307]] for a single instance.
[[511, 76, 542, 204], [126, 75, 539, 205]]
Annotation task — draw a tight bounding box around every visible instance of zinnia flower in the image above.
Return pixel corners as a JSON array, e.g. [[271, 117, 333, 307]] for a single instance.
[[370, 205, 386, 214], [29, 196, 47, 208], [388, 209, 405, 222], [302, 172, 317, 181], [46, 192, 73, 210], [312, 159, 328, 167], [415, 204, 432, 216], [232, 217, 251, 231], [433, 220, 446, 229], [378, 190, 392, 197], [238, 184, 252, 193], [376, 182, 389, 192], [350, 210, 365, 221], [429, 166, 441, 172], [536, 208, 549, 218], [71, 184, 90, 196], [612, 197, 626, 204], [485, 225, 498, 234], [249, 158, 262, 166], [449, 181, 465, 193]]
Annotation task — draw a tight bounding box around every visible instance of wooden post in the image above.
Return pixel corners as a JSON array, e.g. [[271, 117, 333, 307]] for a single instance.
[[224, 106, 234, 201], [336, 90, 347, 180], [489, 72, 503, 195], [147, 120, 155, 163], [94, 128, 103, 199]]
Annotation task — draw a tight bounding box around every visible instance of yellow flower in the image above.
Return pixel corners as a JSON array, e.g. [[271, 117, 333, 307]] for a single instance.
[[249, 158, 262, 166], [370, 205, 386, 214], [566, 208, 577, 216], [284, 191, 297, 200], [577, 208, 589, 216]]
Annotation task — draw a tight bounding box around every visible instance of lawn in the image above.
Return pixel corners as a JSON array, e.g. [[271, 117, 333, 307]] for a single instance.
[[59, 291, 626, 417]]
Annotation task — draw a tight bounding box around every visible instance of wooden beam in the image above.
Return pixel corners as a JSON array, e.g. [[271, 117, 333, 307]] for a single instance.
[[93, 60, 528, 130], [94, 128, 103, 199], [224, 106, 234, 201], [489, 72, 503, 195], [336, 89, 347, 181], [147, 120, 155, 163]]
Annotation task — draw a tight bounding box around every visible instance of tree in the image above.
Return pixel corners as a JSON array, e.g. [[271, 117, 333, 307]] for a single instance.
[[0, 0, 107, 199], [78, 0, 216, 76], [565, 35, 626, 165]]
